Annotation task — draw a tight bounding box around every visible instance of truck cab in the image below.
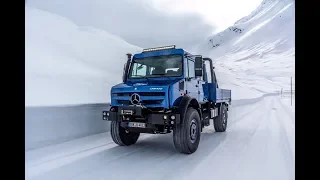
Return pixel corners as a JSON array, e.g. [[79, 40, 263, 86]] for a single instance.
[[103, 45, 231, 154]]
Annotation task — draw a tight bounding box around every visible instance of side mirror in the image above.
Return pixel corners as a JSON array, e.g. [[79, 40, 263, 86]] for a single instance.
[[195, 56, 203, 77]]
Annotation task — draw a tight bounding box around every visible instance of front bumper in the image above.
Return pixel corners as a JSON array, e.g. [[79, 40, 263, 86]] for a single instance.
[[102, 105, 181, 125]]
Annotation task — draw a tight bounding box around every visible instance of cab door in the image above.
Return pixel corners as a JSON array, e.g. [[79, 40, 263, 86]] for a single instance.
[[194, 56, 205, 103], [185, 57, 199, 101]]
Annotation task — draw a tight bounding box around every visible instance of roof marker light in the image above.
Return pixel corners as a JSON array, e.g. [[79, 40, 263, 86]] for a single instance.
[[142, 45, 176, 52]]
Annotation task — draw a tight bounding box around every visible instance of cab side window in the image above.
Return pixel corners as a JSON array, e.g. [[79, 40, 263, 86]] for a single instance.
[[212, 69, 219, 88], [187, 59, 195, 78], [131, 63, 147, 77], [203, 63, 207, 82]]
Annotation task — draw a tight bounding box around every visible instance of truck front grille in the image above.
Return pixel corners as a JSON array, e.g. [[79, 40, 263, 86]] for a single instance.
[[117, 99, 164, 105], [115, 92, 165, 96], [114, 92, 165, 106]]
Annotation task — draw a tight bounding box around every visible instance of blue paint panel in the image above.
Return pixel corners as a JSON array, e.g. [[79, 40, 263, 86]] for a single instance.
[[113, 96, 165, 101], [110, 83, 170, 108], [202, 83, 215, 101], [207, 83, 217, 101], [202, 84, 209, 101], [110, 79, 183, 109], [133, 48, 184, 59], [169, 80, 185, 107], [202, 83, 231, 103]]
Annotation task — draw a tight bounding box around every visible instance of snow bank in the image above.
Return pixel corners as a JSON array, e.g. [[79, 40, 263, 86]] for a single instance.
[[25, 6, 141, 106], [192, 0, 295, 100], [25, 6, 141, 150], [25, 104, 111, 151]]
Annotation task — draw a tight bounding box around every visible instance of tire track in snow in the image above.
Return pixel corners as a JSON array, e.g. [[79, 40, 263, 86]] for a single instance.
[[226, 97, 293, 180], [227, 97, 267, 130], [71, 135, 180, 180], [28, 142, 114, 168], [221, 96, 275, 179], [182, 97, 274, 180], [274, 98, 295, 162], [27, 134, 157, 180], [278, 97, 295, 125], [27, 133, 151, 168], [228, 97, 278, 180], [27, 95, 272, 170], [28, 96, 290, 180]]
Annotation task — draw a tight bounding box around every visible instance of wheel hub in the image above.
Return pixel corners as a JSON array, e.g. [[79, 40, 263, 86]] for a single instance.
[[190, 119, 198, 143]]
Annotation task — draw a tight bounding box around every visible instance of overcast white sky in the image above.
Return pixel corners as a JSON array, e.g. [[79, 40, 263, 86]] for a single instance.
[[26, 0, 262, 49], [151, 0, 263, 32]]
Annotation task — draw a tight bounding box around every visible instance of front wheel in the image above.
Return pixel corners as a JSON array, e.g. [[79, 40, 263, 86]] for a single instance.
[[110, 121, 140, 146], [173, 107, 201, 154]]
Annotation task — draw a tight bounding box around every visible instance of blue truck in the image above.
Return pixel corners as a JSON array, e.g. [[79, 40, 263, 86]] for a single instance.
[[103, 45, 231, 154]]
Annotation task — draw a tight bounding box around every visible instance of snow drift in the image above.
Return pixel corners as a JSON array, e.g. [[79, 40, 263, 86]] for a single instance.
[[25, 6, 142, 149], [25, 7, 141, 106], [191, 0, 295, 100]]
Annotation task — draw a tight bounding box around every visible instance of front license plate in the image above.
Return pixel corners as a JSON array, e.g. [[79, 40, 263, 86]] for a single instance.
[[128, 122, 146, 128], [121, 110, 133, 115]]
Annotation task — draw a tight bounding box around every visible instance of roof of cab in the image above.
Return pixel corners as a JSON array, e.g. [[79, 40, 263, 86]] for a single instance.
[[133, 45, 189, 59]]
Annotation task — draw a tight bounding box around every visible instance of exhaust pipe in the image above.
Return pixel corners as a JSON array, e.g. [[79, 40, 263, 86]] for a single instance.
[[123, 53, 132, 82]]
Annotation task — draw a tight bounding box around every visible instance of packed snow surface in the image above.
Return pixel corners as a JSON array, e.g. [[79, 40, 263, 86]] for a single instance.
[[26, 95, 295, 180]]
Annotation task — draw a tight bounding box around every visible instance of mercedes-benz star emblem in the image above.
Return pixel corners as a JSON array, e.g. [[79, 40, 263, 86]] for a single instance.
[[130, 93, 140, 105]]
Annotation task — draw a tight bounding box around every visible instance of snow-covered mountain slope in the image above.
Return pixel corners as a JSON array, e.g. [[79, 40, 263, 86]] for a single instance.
[[25, 7, 141, 106], [191, 0, 295, 100]]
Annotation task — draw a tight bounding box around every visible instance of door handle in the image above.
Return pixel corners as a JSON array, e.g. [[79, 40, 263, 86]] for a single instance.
[[195, 85, 199, 87]]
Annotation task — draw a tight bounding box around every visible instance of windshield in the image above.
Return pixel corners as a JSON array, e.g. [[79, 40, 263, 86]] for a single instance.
[[128, 54, 183, 79]]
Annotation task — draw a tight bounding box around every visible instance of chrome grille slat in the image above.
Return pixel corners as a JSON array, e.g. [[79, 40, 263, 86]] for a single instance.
[[114, 92, 165, 96], [115, 92, 165, 105]]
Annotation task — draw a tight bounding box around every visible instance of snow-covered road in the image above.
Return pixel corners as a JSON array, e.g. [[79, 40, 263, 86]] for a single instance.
[[26, 95, 295, 180]]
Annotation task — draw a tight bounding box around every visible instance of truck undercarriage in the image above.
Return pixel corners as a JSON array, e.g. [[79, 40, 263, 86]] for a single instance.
[[105, 105, 181, 134]]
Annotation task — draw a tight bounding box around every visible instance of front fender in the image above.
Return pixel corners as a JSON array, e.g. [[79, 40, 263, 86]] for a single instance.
[[176, 96, 201, 124]]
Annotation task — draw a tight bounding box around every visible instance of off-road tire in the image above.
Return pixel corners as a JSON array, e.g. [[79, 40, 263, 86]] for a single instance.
[[110, 121, 140, 146], [214, 104, 228, 132], [173, 107, 201, 154]]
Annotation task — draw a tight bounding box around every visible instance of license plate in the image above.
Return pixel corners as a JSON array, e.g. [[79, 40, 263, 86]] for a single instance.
[[121, 110, 133, 115], [128, 122, 146, 128]]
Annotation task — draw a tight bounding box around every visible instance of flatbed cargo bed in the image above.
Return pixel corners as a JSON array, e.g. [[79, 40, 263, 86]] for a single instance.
[[202, 83, 231, 103]]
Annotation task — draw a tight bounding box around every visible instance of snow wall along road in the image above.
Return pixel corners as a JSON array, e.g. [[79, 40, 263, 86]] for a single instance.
[[25, 94, 279, 151], [25, 104, 111, 151], [25, 7, 141, 151]]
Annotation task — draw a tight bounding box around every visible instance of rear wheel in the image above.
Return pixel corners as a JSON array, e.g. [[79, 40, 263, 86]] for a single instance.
[[173, 107, 201, 154], [214, 104, 228, 132], [110, 121, 140, 146]]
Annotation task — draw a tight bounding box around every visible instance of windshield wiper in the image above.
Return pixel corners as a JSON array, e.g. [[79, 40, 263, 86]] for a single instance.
[[152, 73, 172, 81], [131, 75, 150, 83]]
